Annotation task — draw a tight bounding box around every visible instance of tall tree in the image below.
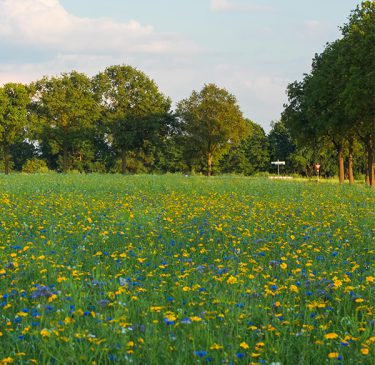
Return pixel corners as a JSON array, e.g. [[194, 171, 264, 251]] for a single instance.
[[341, 1, 375, 186], [31, 71, 99, 172], [308, 40, 351, 184], [176, 84, 249, 176], [93, 65, 171, 174], [0, 83, 30, 174]]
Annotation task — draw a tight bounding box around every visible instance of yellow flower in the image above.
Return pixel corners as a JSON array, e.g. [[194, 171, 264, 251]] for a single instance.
[[40, 328, 51, 337], [289, 285, 299, 293], [328, 352, 339, 359], [355, 298, 364, 303], [280, 263, 287, 270], [189, 316, 202, 322], [226, 275, 238, 284], [360, 348, 369, 355], [164, 312, 177, 322], [325, 333, 339, 340], [16, 312, 28, 317], [48, 294, 58, 302], [63, 317, 74, 325], [150, 306, 163, 312], [333, 280, 342, 288], [0, 358, 14, 364], [210, 343, 223, 350], [366, 276, 374, 283], [240, 342, 249, 349]]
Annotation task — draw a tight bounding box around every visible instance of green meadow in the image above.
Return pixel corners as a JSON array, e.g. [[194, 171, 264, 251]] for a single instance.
[[0, 174, 374, 364]]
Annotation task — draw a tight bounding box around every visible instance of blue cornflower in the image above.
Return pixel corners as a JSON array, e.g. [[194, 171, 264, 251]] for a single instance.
[[195, 351, 207, 357]]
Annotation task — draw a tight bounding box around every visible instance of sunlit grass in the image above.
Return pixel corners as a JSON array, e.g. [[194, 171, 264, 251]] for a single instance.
[[0, 174, 374, 364]]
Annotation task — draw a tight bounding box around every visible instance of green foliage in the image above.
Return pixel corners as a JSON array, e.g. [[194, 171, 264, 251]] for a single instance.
[[282, 1, 375, 184], [220, 120, 269, 175], [93, 65, 171, 174], [0, 83, 30, 174], [31, 71, 100, 172], [0, 174, 373, 363], [22, 158, 49, 173], [176, 83, 249, 176], [10, 141, 38, 171]]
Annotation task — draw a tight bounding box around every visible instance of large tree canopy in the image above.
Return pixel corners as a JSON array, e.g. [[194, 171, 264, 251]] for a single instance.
[[282, 1, 374, 185], [341, 1, 375, 185], [176, 83, 249, 176], [93, 65, 171, 174], [31, 71, 99, 172]]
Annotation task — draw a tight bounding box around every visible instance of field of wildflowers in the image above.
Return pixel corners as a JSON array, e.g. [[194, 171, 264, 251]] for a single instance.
[[0, 174, 374, 364]]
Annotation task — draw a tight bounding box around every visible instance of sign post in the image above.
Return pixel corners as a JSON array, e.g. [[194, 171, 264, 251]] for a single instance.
[[271, 160, 285, 176], [315, 164, 321, 182]]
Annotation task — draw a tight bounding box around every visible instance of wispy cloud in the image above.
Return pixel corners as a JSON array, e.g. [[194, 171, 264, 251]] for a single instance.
[[0, 0, 198, 54], [210, 0, 275, 13]]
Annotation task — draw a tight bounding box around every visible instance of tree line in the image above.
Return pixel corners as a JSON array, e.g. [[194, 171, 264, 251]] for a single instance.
[[282, 1, 374, 186], [0, 2, 373, 183]]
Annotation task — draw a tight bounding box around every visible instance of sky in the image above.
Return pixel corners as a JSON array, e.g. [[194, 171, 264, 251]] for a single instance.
[[0, 0, 362, 131]]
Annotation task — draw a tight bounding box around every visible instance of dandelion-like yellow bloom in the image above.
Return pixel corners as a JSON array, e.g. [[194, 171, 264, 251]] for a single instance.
[[210, 343, 223, 350], [40, 328, 51, 337], [240, 342, 249, 349], [325, 333, 338, 340], [227, 275, 238, 284]]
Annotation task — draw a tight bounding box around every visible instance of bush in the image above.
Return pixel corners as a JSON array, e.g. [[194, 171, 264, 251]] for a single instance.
[[22, 158, 49, 173]]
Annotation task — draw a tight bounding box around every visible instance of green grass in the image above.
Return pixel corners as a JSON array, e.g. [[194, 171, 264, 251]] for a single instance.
[[0, 174, 374, 364]]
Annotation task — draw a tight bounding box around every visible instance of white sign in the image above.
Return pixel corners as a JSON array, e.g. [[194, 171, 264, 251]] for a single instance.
[[271, 160, 285, 175], [271, 160, 285, 165]]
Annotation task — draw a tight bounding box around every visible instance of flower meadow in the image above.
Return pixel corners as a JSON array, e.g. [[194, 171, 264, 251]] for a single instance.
[[0, 174, 374, 365]]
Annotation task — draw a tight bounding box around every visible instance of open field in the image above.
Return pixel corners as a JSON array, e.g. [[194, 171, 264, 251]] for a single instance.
[[0, 174, 374, 364]]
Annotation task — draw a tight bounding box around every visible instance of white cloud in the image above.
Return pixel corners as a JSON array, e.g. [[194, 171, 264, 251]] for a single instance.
[[210, 0, 274, 13], [0, 0, 198, 54]]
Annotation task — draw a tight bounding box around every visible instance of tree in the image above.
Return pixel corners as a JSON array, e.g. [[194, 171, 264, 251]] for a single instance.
[[0, 83, 30, 174], [282, 2, 374, 184], [176, 83, 249, 176], [31, 71, 99, 172], [220, 120, 269, 175], [268, 120, 296, 174], [283, 41, 357, 183], [93, 65, 171, 174], [306, 41, 351, 183], [341, 1, 375, 186]]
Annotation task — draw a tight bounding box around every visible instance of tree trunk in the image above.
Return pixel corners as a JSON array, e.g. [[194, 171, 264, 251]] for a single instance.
[[63, 145, 68, 173], [366, 135, 374, 187], [207, 152, 213, 177], [121, 148, 127, 175], [3, 144, 10, 175], [338, 144, 344, 184], [365, 150, 369, 185], [348, 138, 354, 185]]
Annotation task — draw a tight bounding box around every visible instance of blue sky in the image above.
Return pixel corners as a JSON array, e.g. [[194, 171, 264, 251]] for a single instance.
[[0, 0, 362, 131]]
